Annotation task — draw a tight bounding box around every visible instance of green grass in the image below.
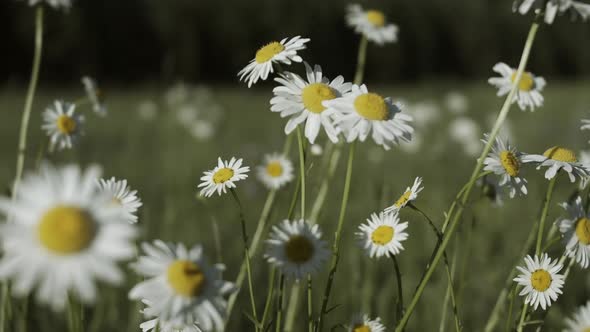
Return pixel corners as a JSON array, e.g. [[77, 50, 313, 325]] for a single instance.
[[1, 81, 590, 331]]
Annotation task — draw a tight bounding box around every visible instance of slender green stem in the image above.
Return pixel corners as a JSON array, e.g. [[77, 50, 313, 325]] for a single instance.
[[391, 255, 404, 322], [353, 36, 368, 85], [275, 274, 286, 332], [296, 127, 306, 219], [307, 276, 313, 332], [535, 177, 557, 256], [439, 236, 460, 332], [515, 304, 528, 332], [229, 189, 259, 331], [395, 19, 540, 332], [260, 268, 277, 331], [283, 284, 301, 332], [504, 285, 517, 332], [317, 142, 356, 332], [310, 144, 341, 224]]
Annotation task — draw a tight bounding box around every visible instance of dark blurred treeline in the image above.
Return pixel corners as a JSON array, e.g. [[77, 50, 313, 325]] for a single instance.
[[2, 0, 590, 84]]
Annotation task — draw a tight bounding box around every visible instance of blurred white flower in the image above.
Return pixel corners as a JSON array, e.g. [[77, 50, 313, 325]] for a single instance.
[[398, 131, 422, 154], [189, 120, 215, 141], [42, 100, 84, 151], [198, 157, 250, 197], [557, 196, 590, 268], [448, 116, 481, 157], [514, 0, 590, 24], [346, 4, 398, 45], [81, 76, 107, 116], [409, 101, 440, 128], [24, 0, 71, 9], [310, 144, 324, 156], [176, 104, 199, 125], [444, 91, 469, 114], [137, 100, 158, 121], [256, 153, 294, 190], [165, 83, 189, 107], [564, 301, 590, 332]]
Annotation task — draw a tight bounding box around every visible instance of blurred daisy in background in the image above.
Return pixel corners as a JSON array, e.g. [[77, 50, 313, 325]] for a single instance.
[[564, 301, 590, 332], [398, 132, 422, 154], [0, 164, 137, 311], [97, 177, 142, 224], [356, 211, 408, 258], [488, 62, 546, 111], [189, 120, 215, 141], [448, 116, 481, 157], [444, 91, 469, 114], [256, 153, 294, 190], [408, 101, 440, 128], [42, 100, 84, 151], [514, 0, 590, 24], [271, 63, 352, 143], [310, 144, 324, 156], [137, 100, 158, 121], [384, 177, 423, 212], [238, 36, 310, 88], [557, 196, 590, 268], [198, 157, 249, 197], [165, 83, 190, 108], [325, 84, 413, 150], [523, 146, 590, 183], [129, 241, 233, 330], [176, 104, 199, 125], [347, 313, 386, 332], [81, 76, 107, 116], [513, 253, 564, 310], [265, 219, 329, 280], [482, 134, 528, 198], [24, 0, 71, 9], [346, 4, 398, 45]]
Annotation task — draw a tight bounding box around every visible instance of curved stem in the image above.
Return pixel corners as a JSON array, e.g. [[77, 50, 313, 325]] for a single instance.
[[515, 303, 528, 332], [535, 177, 557, 256], [296, 127, 306, 219], [260, 267, 276, 331], [275, 274, 285, 332], [391, 255, 404, 322], [395, 19, 540, 332], [307, 276, 313, 332], [353, 36, 368, 85], [317, 142, 355, 332]]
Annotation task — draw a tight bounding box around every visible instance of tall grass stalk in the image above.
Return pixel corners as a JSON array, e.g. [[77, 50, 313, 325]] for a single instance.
[[535, 177, 557, 255]]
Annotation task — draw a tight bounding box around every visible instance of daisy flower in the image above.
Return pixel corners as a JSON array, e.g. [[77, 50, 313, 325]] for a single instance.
[[42, 100, 84, 151], [256, 153, 294, 190], [564, 301, 590, 332], [324, 84, 414, 150], [97, 177, 142, 224], [346, 4, 398, 45], [238, 36, 310, 88], [24, 0, 71, 9], [356, 211, 409, 258], [514, 0, 590, 24], [129, 241, 234, 330], [198, 157, 249, 197], [265, 219, 330, 280], [513, 253, 565, 310], [81, 76, 107, 116], [481, 134, 528, 198], [347, 313, 386, 332], [557, 196, 590, 268], [0, 164, 137, 311], [488, 62, 546, 111], [384, 177, 423, 213], [522, 146, 590, 183], [270, 63, 352, 143], [139, 316, 202, 332]]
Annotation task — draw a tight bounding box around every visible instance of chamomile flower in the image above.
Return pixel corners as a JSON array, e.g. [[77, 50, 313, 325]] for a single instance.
[[97, 177, 142, 224], [129, 241, 234, 330], [24, 0, 71, 9], [356, 211, 409, 258], [488, 62, 546, 111], [522, 146, 590, 183], [238, 36, 310, 88], [265, 219, 330, 280], [256, 153, 294, 190], [324, 84, 414, 150], [198, 157, 249, 197], [139, 316, 202, 332], [564, 301, 590, 332], [482, 135, 528, 198], [384, 177, 423, 213], [346, 4, 399, 45], [0, 164, 137, 311], [514, 0, 590, 24], [42, 100, 84, 151], [270, 63, 352, 143], [81, 76, 107, 116], [513, 253, 565, 310], [557, 196, 590, 268], [347, 314, 386, 332]]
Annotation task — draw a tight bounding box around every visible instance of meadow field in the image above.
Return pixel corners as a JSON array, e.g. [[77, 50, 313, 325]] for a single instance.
[[1, 80, 590, 331]]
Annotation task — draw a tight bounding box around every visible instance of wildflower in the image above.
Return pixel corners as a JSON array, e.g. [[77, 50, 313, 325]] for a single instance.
[[346, 4, 398, 45], [271, 63, 352, 143], [238, 36, 310, 88], [384, 177, 423, 213], [42, 100, 84, 150], [310, 144, 324, 156], [97, 177, 143, 224], [564, 301, 590, 332], [514, 0, 590, 24], [0, 164, 137, 311], [557, 196, 590, 268], [256, 153, 294, 190], [356, 211, 409, 258], [513, 253, 565, 310], [189, 120, 215, 141], [81, 76, 107, 116], [347, 314, 386, 332], [24, 0, 71, 9], [444, 91, 469, 114], [198, 157, 249, 197], [409, 101, 441, 128], [488, 62, 546, 111], [482, 134, 528, 198], [448, 116, 481, 157], [522, 146, 590, 183], [137, 100, 158, 121]]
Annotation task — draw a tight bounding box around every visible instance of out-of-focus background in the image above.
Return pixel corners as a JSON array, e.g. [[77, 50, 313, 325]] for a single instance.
[[2, 0, 590, 331]]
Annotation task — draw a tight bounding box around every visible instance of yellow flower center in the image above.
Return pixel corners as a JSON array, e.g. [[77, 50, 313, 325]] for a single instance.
[[576, 217, 590, 245], [284, 235, 314, 264], [543, 146, 577, 163], [213, 168, 234, 184], [511, 72, 535, 92], [301, 83, 337, 114], [371, 225, 394, 245], [530, 269, 552, 292], [354, 93, 389, 121], [56, 115, 77, 135], [500, 150, 520, 177], [255, 42, 285, 64], [366, 10, 386, 27], [37, 205, 96, 254], [266, 161, 283, 178], [395, 190, 412, 208], [167, 260, 206, 297], [353, 325, 371, 332]]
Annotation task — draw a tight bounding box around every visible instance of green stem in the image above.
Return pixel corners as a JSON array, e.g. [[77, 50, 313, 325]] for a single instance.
[[317, 142, 355, 332], [229, 189, 259, 331], [535, 177, 557, 256], [439, 236, 460, 332], [296, 127, 306, 219], [394, 18, 540, 332], [275, 274, 286, 332], [307, 276, 313, 332], [260, 267, 276, 331], [310, 144, 341, 224], [515, 304, 528, 332], [504, 285, 517, 332], [391, 255, 404, 322], [283, 284, 301, 332], [353, 36, 368, 85]]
